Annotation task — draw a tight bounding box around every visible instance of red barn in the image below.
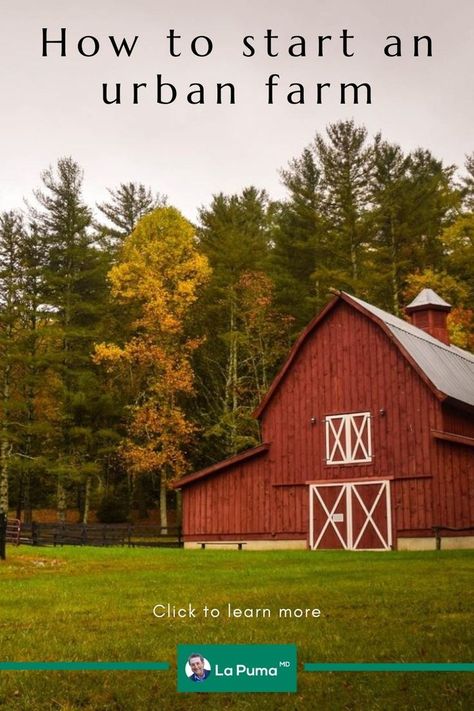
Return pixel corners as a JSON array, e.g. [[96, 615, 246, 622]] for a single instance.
[[174, 290, 474, 550]]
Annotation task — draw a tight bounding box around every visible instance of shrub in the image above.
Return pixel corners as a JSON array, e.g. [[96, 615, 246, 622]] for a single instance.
[[96, 494, 129, 523]]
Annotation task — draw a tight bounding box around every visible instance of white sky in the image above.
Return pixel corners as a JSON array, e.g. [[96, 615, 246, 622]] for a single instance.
[[1, 0, 473, 222]]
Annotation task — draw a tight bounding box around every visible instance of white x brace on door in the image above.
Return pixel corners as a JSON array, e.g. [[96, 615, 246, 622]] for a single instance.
[[309, 480, 392, 550], [325, 412, 372, 464]]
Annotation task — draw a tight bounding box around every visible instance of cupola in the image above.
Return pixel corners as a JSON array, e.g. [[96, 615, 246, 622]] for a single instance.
[[405, 288, 451, 345]]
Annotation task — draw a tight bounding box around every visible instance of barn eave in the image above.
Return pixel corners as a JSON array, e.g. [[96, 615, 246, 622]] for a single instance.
[[172, 442, 270, 489]]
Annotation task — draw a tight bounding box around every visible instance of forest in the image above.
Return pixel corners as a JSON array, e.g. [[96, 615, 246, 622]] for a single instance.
[[0, 120, 473, 527]]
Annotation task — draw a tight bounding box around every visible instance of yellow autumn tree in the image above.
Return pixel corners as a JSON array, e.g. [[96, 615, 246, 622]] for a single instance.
[[94, 207, 211, 527]]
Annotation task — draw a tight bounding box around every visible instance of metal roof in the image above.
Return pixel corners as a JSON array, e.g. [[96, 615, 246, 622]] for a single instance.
[[406, 288, 451, 310], [346, 293, 474, 408]]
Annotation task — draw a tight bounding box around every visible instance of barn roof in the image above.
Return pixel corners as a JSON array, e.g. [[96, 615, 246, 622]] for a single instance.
[[406, 288, 451, 310], [254, 291, 474, 417], [347, 294, 474, 408], [172, 442, 270, 489]]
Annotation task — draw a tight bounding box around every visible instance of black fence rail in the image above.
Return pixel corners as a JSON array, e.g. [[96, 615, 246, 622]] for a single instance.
[[19, 522, 182, 548]]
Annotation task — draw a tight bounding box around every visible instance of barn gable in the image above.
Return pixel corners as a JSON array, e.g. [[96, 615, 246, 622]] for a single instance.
[[258, 297, 442, 485], [255, 291, 474, 419], [174, 291, 474, 551]]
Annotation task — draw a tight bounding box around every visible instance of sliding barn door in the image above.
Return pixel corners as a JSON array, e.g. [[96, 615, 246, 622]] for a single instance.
[[309, 481, 392, 550]]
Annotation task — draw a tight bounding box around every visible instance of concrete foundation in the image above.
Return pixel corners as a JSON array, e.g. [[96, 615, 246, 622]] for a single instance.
[[397, 536, 474, 551], [185, 536, 474, 551]]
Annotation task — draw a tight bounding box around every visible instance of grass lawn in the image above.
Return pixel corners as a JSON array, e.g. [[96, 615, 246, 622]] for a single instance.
[[0, 546, 473, 710]]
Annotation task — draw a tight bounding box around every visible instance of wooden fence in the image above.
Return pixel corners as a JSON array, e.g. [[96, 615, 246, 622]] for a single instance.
[[16, 522, 182, 548], [6, 518, 21, 545]]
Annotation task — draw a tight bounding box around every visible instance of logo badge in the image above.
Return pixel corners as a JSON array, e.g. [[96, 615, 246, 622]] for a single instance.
[[177, 644, 297, 693]]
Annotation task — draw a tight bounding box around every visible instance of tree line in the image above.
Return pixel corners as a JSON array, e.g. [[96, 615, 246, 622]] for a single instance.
[[1, 120, 473, 525]]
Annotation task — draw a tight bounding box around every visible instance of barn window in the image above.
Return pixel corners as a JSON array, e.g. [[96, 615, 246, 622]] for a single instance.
[[325, 412, 372, 464]]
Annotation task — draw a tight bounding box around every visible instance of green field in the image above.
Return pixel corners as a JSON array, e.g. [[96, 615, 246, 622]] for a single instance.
[[0, 546, 472, 710]]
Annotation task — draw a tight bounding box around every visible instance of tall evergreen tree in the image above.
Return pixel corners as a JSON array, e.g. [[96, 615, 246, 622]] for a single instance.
[[369, 139, 412, 312], [198, 187, 271, 282], [31, 157, 109, 521], [369, 144, 459, 312], [403, 149, 459, 272], [0, 216, 54, 521], [96, 182, 165, 249], [272, 147, 329, 326], [315, 120, 375, 288], [0, 212, 24, 514], [13, 220, 49, 521], [194, 188, 275, 457]]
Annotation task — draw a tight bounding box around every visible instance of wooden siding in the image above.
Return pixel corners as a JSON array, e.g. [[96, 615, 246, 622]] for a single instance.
[[182, 300, 473, 542], [259, 302, 443, 540], [434, 441, 474, 530], [442, 403, 474, 438], [183, 455, 272, 539]]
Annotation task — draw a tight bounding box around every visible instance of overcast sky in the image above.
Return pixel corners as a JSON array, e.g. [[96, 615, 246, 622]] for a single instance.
[[1, 0, 473, 222]]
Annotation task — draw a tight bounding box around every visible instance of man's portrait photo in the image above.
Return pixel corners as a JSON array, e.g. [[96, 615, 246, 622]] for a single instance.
[[185, 653, 211, 682]]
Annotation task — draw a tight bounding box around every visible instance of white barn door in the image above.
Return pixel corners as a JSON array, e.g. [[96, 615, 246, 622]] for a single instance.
[[309, 481, 392, 551]]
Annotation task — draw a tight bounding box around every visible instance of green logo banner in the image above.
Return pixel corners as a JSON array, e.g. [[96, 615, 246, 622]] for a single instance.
[[177, 644, 297, 693]]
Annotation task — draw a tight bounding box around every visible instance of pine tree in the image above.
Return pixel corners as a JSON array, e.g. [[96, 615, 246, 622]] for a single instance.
[[369, 143, 460, 313], [31, 157, 109, 522], [13, 220, 48, 522], [403, 149, 459, 273], [0, 212, 24, 514], [96, 182, 166, 249], [195, 188, 274, 456], [272, 147, 329, 326], [315, 120, 375, 288], [369, 139, 412, 312]]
